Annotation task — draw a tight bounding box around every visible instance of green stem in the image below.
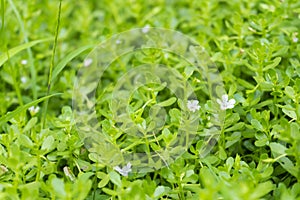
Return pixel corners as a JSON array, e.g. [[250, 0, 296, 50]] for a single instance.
[[42, 0, 62, 128], [183, 79, 189, 150], [8, 56, 23, 106], [296, 96, 300, 124], [177, 181, 184, 200], [35, 154, 41, 181], [143, 130, 151, 160], [273, 94, 278, 120], [219, 110, 226, 148], [0, 0, 4, 34]]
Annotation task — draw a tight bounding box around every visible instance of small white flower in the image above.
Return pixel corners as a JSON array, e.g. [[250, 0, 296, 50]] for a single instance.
[[114, 162, 132, 176], [217, 95, 236, 110], [142, 24, 150, 34], [187, 100, 201, 112], [21, 60, 28, 65], [116, 39, 122, 44], [21, 76, 27, 83], [0, 165, 8, 173], [28, 106, 40, 115], [63, 166, 75, 182], [292, 32, 298, 43], [293, 37, 298, 43], [164, 53, 169, 59], [83, 58, 93, 67], [248, 26, 256, 33]]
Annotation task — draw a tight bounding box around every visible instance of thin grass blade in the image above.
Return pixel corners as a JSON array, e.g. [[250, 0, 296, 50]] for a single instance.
[[0, 93, 61, 126], [0, 38, 52, 67], [51, 44, 96, 82]]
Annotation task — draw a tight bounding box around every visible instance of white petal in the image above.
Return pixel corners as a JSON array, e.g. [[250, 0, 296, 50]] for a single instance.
[[220, 104, 227, 110], [21, 77, 27, 83], [222, 95, 228, 102], [227, 104, 234, 109], [83, 58, 93, 67], [228, 99, 236, 105], [121, 172, 128, 176], [142, 25, 150, 33], [28, 106, 35, 112], [114, 163, 132, 176], [35, 106, 40, 113], [114, 166, 122, 172], [123, 166, 131, 172], [293, 37, 298, 43], [21, 60, 28, 65], [187, 100, 200, 112], [192, 100, 199, 105]]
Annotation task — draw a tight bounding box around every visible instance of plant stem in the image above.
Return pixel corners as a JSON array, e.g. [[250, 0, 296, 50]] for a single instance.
[[42, 0, 62, 128]]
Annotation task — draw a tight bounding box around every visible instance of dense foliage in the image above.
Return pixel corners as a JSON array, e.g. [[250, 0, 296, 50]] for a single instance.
[[1, 0, 300, 199]]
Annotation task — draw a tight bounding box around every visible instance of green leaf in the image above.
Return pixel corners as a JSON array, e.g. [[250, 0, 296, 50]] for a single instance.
[[255, 132, 269, 147], [225, 132, 241, 148], [225, 122, 244, 132], [102, 188, 118, 196], [269, 142, 297, 177], [184, 65, 196, 78], [19, 182, 40, 199], [157, 97, 177, 107], [23, 117, 38, 132], [199, 166, 217, 186], [291, 183, 300, 196], [0, 93, 61, 126], [250, 181, 274, 199], [284, 86, 295, 100], [169, 108, 181, 123], [263, 57, 281, 71], [270, 142, 287, 155], [98, 174, 110, 188], [290, 123, 300, 139], [51, 44, 95, 82], [218, 146, 227, 160], [153, 186, 170, 198], [260, 166, 274, 179], [51, 178, 66, 197], [18, 134, 33, 148], [41, 136, 55, 151], [282, 105, 297, 119], [279, 157, 298, 177], [234, 93, 247, 103], [251, 119, 264, 131], [224, 113, 240, 128], [237, 78, 255, 89], [255, 137, 269, 147], [109, 171, 122, 187], [0, 38, 52, 67], [244, 62, 258, 71], [162, 128, 173, 145]]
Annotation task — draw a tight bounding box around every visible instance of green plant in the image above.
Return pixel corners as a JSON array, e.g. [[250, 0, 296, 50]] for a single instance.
[[0, 0, 300, 199]]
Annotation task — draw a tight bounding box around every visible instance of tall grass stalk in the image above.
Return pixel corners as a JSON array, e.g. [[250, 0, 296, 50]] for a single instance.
[[42, 0, 62, 128]]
